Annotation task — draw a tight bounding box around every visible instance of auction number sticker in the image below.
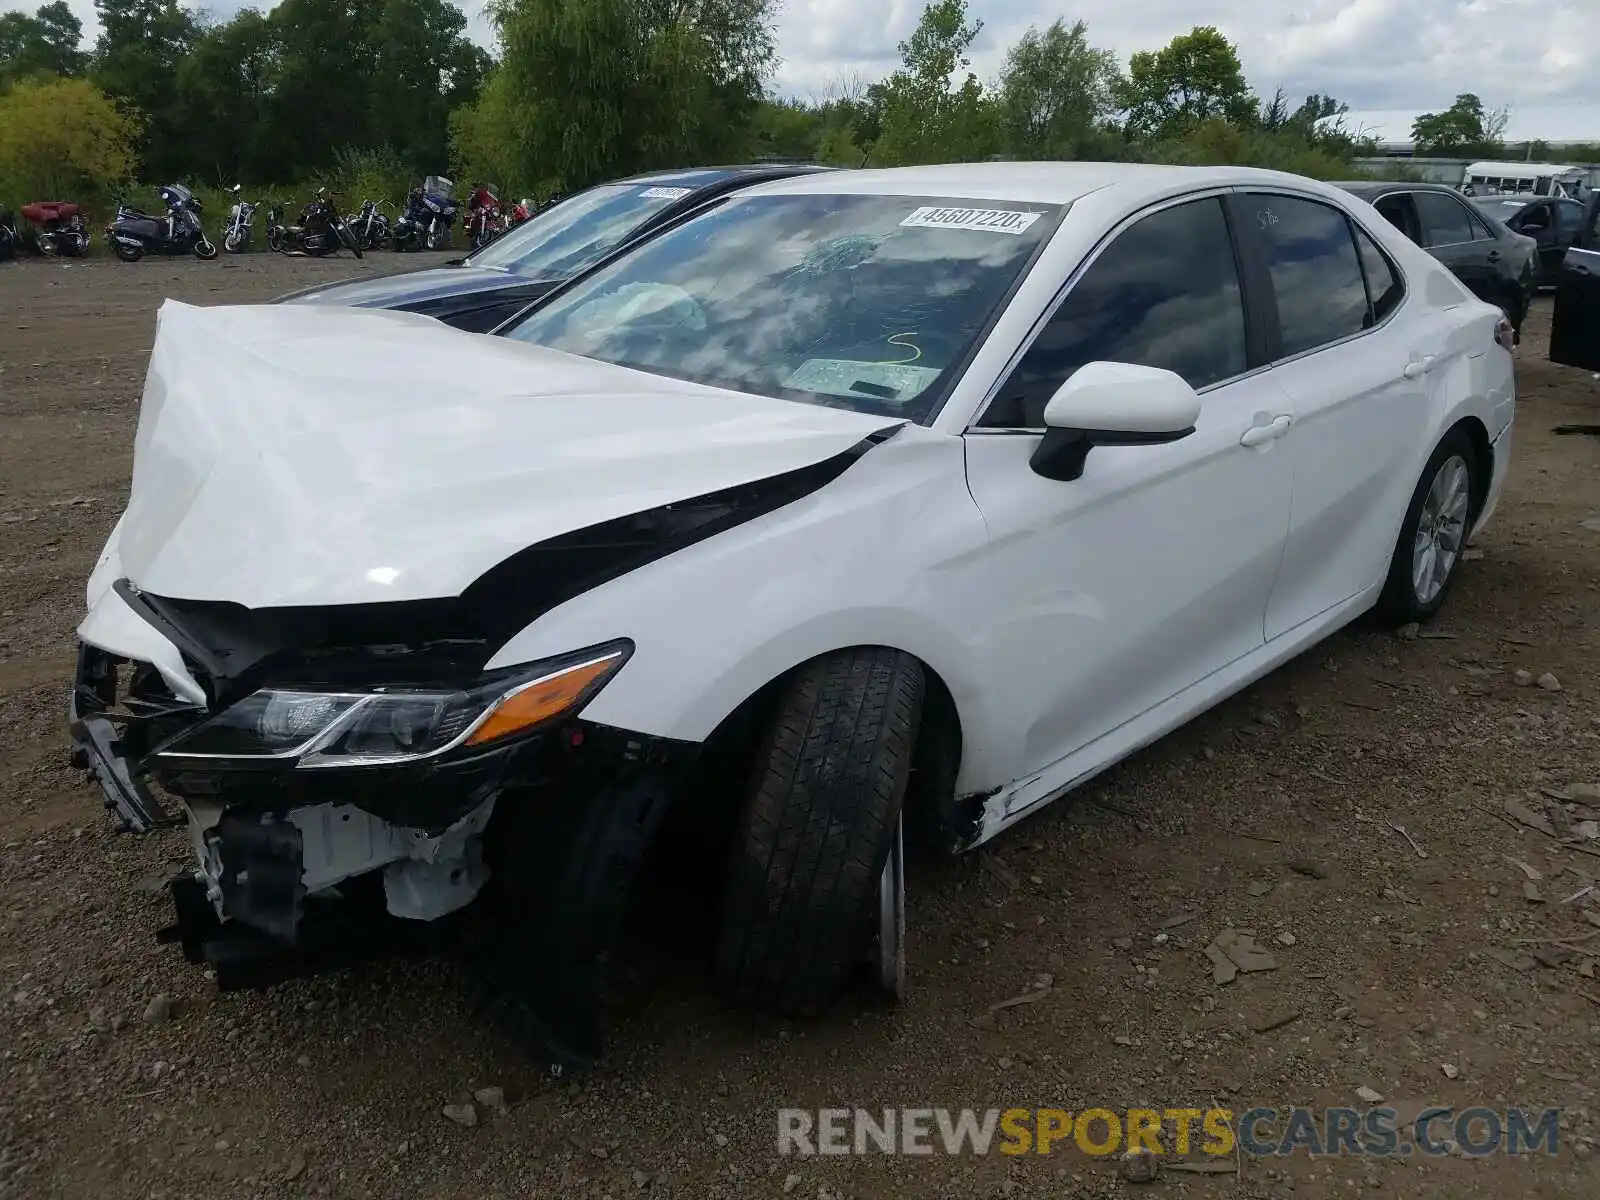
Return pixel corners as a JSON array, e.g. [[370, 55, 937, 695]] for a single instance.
[[900, 206, 1042, 234], [639, 186, 694, 200]]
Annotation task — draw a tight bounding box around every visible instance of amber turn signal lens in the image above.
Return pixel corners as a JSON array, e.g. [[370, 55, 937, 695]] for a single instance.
[[465, 653, 624, 747]]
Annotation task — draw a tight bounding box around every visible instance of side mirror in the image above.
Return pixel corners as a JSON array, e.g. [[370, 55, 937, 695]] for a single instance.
[[1030, 361, 1201, 482]]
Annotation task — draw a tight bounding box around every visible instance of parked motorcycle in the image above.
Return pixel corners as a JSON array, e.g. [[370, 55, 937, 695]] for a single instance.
[[508, 198, 533, 229], [391, 175, 458, 251], [346, 199, 392, 251], [107, 185, 217, 262], [467, 183, 504, 250], [0, 209, 17, 262], [266, 189, 362, 258], [221, 185, 259, 253], [21, 201, 90, 257]]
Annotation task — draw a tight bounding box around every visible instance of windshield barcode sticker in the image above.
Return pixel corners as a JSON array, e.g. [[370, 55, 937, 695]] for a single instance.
[[900, 206, 1042, 234], [639, 186, 694, 200]]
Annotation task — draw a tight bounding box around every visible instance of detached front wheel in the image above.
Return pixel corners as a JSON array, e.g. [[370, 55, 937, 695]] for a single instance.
[[715, 647, 925, 1015]]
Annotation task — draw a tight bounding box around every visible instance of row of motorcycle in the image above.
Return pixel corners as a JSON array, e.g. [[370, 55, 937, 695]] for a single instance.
[[0, 177, 532, 264]]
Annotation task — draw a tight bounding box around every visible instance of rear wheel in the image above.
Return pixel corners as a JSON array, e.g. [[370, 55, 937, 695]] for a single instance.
[[1377, 428, 1481, 624], [715, 647, 925, 1015]]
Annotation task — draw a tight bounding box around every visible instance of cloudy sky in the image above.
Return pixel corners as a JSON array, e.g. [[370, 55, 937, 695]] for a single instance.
[[10, 0, 1599, 142]]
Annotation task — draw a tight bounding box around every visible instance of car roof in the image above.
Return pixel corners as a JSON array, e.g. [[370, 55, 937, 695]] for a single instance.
[[731, 162, 1383, 206]]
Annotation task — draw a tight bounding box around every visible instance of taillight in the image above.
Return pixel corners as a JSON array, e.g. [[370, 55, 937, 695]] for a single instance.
[[1494, 316, 1516, 352]]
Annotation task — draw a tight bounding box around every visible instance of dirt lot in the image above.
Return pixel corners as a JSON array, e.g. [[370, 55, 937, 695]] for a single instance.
[[2, 255, 1599, 1200]]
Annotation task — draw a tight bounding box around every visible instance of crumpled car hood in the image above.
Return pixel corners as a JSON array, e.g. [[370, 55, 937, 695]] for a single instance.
[[98, 301, 903, 609]]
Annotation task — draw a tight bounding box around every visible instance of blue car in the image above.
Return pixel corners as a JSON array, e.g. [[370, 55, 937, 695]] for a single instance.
[[279, 164, 834, 333]]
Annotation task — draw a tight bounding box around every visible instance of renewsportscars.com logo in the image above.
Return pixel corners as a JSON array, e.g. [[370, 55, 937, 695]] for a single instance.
[[776, 1106, 1561, 1158]]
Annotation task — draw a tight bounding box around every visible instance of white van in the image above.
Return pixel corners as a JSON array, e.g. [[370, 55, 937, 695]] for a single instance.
[[1461, 161, 1592, 201]]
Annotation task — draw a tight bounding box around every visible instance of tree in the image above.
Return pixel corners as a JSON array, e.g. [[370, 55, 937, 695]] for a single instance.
[[870, 0, 995, 166], [0, 75, 141, 201], [1257, 88, 1369, 157], [91, 0, 199, 179], [367, 0, 489, 169], [174, 10, 279, 183], [459, 0, 778, 192], [0, 2, 87, 86], [1115, 26, 1256, 141], [993, 19, 1118, 160], [1410, 93, 1508, 156]]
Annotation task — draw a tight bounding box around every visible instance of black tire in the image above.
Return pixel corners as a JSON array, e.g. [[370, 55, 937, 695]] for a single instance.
[[1377, 427, 1481, 625], [192, 236, 218, 260], [715, 647, 925, 1015], [110, 239, 142, 263]]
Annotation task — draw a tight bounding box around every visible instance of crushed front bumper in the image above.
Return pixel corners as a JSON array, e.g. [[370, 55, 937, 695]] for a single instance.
[[67, 641, 700, 1071]]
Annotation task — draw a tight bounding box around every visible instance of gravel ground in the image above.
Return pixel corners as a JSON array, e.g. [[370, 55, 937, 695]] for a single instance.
[[2, 256, 1599, 1200]]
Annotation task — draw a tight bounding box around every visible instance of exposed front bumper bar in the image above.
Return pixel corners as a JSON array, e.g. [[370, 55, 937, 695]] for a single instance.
[[67, 645, 180, 833]]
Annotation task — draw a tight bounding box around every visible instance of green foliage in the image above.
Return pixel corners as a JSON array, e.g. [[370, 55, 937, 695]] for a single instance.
[[1410, 93, 1508, 157], [1115, 25, 1256, 142], [0, 75, 142, 210], [312, 145, 415, 209], [90, 0, 199, 180], [5, 1, 1391, 220], [0, 2, 86, 87], [461, 0, 777, 192], [870, 0, 995, 166], [993, 20, 1119, 161], [1137, 117, 1354, 179]]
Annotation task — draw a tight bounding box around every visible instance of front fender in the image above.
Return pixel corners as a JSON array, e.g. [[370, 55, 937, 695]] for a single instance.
[[482, 429, 1014, 793]]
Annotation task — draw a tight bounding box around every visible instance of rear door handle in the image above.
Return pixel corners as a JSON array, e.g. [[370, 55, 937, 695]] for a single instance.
[[1403, 354, 1436, 379], [1239, 414, 1293, 447]]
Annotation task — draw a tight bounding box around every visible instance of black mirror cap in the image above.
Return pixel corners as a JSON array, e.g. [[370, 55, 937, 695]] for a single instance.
[[1029, 424, 1197, 482]]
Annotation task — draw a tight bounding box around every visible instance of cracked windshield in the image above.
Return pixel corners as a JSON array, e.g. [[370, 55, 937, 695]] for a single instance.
[[506, 193, 1059, 421]]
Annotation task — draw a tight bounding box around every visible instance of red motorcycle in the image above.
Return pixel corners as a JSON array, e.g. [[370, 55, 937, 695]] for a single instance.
[[20, 200, 90, 257], [466, 184, 506, 250]]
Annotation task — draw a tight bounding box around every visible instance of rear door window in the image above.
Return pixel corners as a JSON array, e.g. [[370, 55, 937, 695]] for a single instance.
[[1353, 227, 1404, 324], [1247, 194, 1369, 357]]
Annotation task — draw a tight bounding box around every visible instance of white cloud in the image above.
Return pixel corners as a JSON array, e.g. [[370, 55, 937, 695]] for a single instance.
[[8, 0, 1598, 140]]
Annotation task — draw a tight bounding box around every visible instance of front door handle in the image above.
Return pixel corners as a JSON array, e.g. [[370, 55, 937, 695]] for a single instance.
[[1239, 414, 1293, 447], [1402, 354, 1437, 379]]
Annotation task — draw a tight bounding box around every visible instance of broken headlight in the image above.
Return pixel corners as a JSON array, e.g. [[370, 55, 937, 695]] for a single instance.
[[155, 642, 630, 768]]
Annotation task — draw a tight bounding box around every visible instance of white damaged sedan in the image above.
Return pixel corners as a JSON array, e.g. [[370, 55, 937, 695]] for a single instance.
[[71, 163, 1515, 1067]]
